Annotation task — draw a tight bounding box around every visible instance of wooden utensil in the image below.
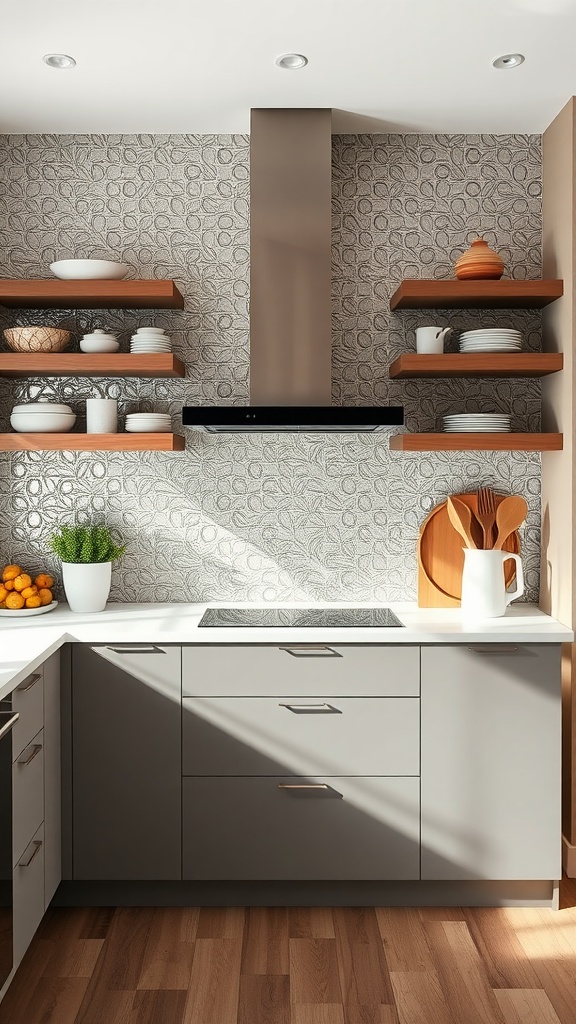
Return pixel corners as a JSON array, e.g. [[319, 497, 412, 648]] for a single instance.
[[494, 495, 528, 550], [447, 496, 478, 548], [476, 486, 497, 548]]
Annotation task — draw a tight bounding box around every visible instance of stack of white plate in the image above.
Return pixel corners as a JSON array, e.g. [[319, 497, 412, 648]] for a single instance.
[[459, 328, 522, 353], [443, 413, 512, 433], [125, 412, 172, 433], [130, 328, 172, 354]]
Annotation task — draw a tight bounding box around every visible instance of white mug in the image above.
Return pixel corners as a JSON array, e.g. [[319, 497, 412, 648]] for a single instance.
[[416, 326, 452, 354], [460, 548, 524, 619], [86, 398, 118, 434]]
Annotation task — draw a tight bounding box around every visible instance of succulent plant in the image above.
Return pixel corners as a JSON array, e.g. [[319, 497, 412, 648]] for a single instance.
[[50, 524, 126, 564]]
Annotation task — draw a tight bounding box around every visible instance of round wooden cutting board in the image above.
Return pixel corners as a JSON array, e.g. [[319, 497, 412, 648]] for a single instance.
[[418, 491, 521, 607]]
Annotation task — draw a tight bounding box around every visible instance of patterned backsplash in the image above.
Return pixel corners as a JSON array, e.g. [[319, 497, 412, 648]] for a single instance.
[[0, 132, 543, 602]]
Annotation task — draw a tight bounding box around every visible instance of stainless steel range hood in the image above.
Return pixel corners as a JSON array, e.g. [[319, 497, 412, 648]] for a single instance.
[[183, 109, 403, 433]]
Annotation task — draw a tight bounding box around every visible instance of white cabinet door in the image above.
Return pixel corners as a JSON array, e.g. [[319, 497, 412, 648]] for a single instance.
[[183, 776, 420, 880], [182, 696, 420, 777], [43, 651, 61, 908], [421, 644, 561, 881], [183, 645, 419, 697]]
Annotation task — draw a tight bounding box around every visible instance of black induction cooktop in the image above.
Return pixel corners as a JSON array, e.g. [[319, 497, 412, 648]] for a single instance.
[[198, 607, 404, 628]]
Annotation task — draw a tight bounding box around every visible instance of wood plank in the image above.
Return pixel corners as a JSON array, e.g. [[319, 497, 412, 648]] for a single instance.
[[389, 971, 455, 1024], [524, 960, 576, 1024], [0, 278, 185, 309], [376, 908, 435, 972], [238, 974, 290, 1024], [0, 432, 185, 451], [494, 988, 563, 1024], [292, 1006, 345, 1024], [389, 432, 563, 452], [42, 938, 104, 978], [425, 921, 506, 1024], [76, 907, 150, 997], [289, 938, 342, 1005], [388, 353, 563, 379], [242, 907, 290, 975], [75, 989, 135, 1024], [196, 907, 245, 939], [0, 939, 55, 1021], [389, 279, 563, 310], [0, 353, 185, 378], [288, 908, 335, 939], [3, 977, 89, 1024], [183, 938, 242, 1024], [137, 908, 198, 990], [463, 909, 541, 989], [333, 908, 394, 1007], [130, 989, 187, 1024]]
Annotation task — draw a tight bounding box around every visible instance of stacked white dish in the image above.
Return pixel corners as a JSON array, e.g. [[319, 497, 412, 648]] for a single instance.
[[130, 328, 172, 354], [459, 328, 521, 353], [443, 413, 512, 433], [125, 412, 172, 433], [80, 330, 120, 353]]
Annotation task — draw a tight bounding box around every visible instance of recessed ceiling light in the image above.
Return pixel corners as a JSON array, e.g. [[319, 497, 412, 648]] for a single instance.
[[43, 53, 76, 69], [492, 53, 525, 69], [275, 53, 308, 70]]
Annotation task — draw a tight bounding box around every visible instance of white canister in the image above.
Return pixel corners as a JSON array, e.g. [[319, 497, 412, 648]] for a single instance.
[[86, 398, 118, 434], [460, 548, 524, 618], [415, 326, 452, 354]]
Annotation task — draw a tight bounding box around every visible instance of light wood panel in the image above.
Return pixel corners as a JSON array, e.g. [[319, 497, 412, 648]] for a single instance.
[[389, 279, 563, 310], [0, 433, 185, 451], [389, 432, 563, 451], [0, 278, 184, 309], [3, 896, 576, 1023], [0, 353, 185, 378], [388, 353, 563, 379]]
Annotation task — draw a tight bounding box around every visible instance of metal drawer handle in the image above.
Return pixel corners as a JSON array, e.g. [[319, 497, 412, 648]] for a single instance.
[[279, 703, 342, 714], [0, 713, 19, 740], [18, 840, 42, 868], [279, 646, 342, 658], [16, 672, 42, 693], [467, 645, 519, 654], [277, 783, 343, 798], [17, 743, 42, 767], [104, 645, 164, 654]]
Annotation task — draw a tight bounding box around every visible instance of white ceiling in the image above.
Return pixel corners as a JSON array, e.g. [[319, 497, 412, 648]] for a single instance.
[[2, 0, 576, 134]]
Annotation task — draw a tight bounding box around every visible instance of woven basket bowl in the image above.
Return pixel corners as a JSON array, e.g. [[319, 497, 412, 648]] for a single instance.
[[3, 326, 71, 353]]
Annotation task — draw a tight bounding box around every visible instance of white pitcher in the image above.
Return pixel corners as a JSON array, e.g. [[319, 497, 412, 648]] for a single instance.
[[415, 326, 452, 354], [460, 548, 524, 618]]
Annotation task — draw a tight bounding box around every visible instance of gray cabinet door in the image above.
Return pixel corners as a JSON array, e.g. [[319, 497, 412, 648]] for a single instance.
[[183, 776, 420, 880], [72, 645, 181, 880], [43, 650, 61, 909], [421, 644, 561, 881]]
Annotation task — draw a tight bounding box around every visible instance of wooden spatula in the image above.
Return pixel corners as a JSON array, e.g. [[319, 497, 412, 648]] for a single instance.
[[447, 496, 478, 548], [494, 496, 528, 550]]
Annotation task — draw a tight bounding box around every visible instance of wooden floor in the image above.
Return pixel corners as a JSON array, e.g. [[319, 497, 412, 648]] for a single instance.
[[3, 878, 576, 1024]]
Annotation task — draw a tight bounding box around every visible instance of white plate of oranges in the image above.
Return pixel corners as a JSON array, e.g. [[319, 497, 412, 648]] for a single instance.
[[0, 565, 57, 615]]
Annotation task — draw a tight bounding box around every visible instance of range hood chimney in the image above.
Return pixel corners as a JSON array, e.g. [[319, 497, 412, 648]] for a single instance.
[[183, 109, 403, 433]]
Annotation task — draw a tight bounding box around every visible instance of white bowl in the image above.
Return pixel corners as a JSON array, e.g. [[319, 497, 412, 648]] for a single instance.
[[11, 412, 76, 433], [80, 339, 120, 353], [50, 260, 129, 280]]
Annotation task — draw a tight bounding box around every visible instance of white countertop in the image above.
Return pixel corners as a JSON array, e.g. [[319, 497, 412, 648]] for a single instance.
[[0, 601, 572, 701]]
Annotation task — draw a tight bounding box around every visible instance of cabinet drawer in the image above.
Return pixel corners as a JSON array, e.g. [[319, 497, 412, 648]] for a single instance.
[[12, 669, 43, 761], [182, 645, 419, 697], [182, 697, 419, 777], [13, 823, 45, 967], [13, 729, 44, 866], [183, 776, 420, 880]]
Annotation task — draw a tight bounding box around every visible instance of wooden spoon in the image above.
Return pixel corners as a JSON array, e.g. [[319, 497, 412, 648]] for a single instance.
[[447, 496, 478, 548], [494, 495, 528, 550]]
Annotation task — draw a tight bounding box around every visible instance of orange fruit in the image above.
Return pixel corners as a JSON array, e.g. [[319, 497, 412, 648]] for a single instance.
[[2, 564, 22, 582], [38, 588, 53, 606], [6, 591, 25, 610], [21, 585, 38, 599], [25, 595, 42, 608], [0, 585, 7, 603], [35, 573, 54, 589], [4, 580, 14, 591], [13, 574, 32, 592]]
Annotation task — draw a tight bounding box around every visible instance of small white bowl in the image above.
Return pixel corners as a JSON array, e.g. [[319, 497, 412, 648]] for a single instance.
[[11, 412, 76, 433], [50, 260, 129, 280], [80, 339, 120, 353]]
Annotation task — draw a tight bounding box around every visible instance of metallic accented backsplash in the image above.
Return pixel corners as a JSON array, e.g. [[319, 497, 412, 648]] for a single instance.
[[0, 133, 542, 602]]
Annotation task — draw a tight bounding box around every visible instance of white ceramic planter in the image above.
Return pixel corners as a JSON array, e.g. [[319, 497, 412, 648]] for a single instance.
[[62, 561, 112, 613]]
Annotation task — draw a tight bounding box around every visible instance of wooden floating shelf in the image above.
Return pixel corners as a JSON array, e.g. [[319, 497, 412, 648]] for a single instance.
[[0, 279, 184, 309], [389, 433, 563, 452], [0, 433, 185, 452], [0, 353, 185, 379], [389, 279, 564, 310], [388, 353, 564, 379]]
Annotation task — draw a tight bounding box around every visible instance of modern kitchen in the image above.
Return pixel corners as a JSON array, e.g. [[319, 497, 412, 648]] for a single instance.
[[2, 2, 576, 1022]]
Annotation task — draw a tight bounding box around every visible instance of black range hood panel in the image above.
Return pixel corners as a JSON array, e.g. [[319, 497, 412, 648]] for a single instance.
[[182, 406, 404, 433]]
